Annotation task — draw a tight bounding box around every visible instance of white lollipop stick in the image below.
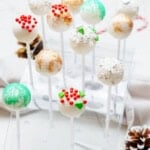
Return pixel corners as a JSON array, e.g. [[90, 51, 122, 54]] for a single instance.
[[123, 39, 126, 61], [26, 43, 34, 88], [16, 111, 21, 150], [48, 76, 53, 127], [41, 16, 46, 48], [60, 32, 67, 88], [117, 40, 121, 60], [81, 54, 85, 91], [70, 117, 75, 150], [92, 48, 96, 80], [105, 86, 112, 135]]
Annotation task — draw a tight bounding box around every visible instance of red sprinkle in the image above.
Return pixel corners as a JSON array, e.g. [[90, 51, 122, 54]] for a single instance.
[[60, 99, 65, 104], [69, 101, 74, 105], [83, 100, 87, 104]]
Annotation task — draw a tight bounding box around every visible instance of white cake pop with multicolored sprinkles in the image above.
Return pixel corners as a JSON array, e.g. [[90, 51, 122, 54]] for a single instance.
[[97, 58, 124, 86], [13, 14, 38, 43], [29, 0, 51, 16], [47, 4, 73, 32], [58, 88, 88, 118], [70, 25, 99, 54]]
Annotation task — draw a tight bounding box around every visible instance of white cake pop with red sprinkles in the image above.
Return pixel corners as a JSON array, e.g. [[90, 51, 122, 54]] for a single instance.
[[47, 4, 73, 32], [58, 88, 88, 118], [13, 14, 38, 43]]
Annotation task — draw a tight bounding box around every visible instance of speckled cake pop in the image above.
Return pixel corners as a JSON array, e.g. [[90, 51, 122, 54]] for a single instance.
[[47, 4, 73, 32], [80, 0, 106, 25], [58, 88, 88, 118], [70, 25, 99, 54], [35, 49, 63, 76], [2, 83, 31, 110], [29, 0, 51, 16], [117, 0, 139, 19], [97, 58, 124, 86], [108, 13, 133, 39], [13, 14, 38, 43], [63, 0, 83, 13]]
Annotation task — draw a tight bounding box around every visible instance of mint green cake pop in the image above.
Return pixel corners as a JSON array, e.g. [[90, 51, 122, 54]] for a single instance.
[[80, 0, 106, 25], [2, 83, 31, 110]]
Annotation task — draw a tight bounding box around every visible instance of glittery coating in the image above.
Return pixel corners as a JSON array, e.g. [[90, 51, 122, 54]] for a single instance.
[[70, 25, 99, 54], [63, 0, 83, 13], [97, 58, 124, 86], [47, 4, 73, 32], [13, 14, 38, 43], [35, 49, 63, 76], [80, 0, 106, 25], [29, 0, 51, 16], [108, 13, 133, 39], [58, 88, 88, 118], [2, 83, 31, 110]]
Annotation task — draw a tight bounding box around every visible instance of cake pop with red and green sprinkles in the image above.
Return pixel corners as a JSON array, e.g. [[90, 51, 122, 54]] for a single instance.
[[13, 14, 38, 43], [58, 87, 88, 118]]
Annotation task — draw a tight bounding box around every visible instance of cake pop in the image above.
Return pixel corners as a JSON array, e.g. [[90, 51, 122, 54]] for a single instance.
[[2, 83, 31, 110], [35, 49, 63, 76], [97, 57, 124, 135], [13, 14, 38, 43], [108, 13, 133, 40], [58, 88, 88, 118], [63, 0, 83, 13], [80, 0, 106, 25], [117, 0, 139, 19], [47, 4, 73, 32], [70, 25, 99, 54], [29, 0, 51, 16], [97, 57, 124, 86]]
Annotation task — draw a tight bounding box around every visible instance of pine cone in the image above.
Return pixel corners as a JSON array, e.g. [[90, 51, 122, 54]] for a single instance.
[[125, 126, 150, 150]]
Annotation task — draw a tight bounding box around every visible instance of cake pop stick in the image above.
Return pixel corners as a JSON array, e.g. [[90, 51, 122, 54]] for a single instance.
[[81, 54, 85, 91], [105, 86, 112, 135], [117, 40, 121, 60], [60, 32, 67, 88], [41, 16, 46, 47], [70, 117, 75, 150], [48, 76, 53, 127], [26, 42, 34, 88], [2, 83, 31, 150], [16, 111, 21, 150]]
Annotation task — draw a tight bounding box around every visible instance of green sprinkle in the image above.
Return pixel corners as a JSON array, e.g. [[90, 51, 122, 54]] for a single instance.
[[58, 92, 64, 98], [75, 102, 84, 109], [79, 91, 85, 98], [95, 36, 99, 41], [77, 27, 85, 35]]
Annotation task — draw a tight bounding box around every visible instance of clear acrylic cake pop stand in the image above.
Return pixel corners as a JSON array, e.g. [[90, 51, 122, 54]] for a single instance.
[[18, 30, 135, 149]]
